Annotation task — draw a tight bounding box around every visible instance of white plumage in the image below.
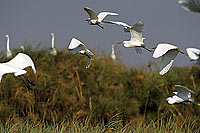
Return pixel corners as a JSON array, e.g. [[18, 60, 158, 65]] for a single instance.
[[0, 53, 36, 82], [178, 0, 200, 13], [84, 7, 118, 29], [166, 85, 194, 104], [117, 21, 152, 54], [5, 34, 12, 58], [186, 48, 200, 64], [111, 45, 116, 61], [50, 32, 57, 56], [153, 43, 187, 75], [68, 38, 94, 69], [103, 20, 131, 32]]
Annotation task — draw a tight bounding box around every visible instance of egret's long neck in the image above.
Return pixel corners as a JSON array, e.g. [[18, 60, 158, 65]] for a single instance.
[[51, 35, 55, 48], [6, 37, 10, 52], [112, 46, 115, 54]]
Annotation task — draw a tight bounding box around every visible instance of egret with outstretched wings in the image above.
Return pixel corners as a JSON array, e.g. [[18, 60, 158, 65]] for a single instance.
[[68, 38, 94, 68], [84, 7, 118, 29]]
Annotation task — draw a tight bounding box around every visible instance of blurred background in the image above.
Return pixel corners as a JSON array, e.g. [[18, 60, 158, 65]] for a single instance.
[[0, 0, 200, 67]]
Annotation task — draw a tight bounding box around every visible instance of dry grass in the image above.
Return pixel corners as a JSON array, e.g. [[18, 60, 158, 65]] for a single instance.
[[0, 44, 199, 132]]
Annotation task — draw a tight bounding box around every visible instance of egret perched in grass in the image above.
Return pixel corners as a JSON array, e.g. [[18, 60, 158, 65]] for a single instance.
[[50, 32, 57, 56], [0, 53, 36, 82], [116, 21, 152, 54], [178, 0, 200, 13], [166, 85, 194, 104], [20, 45, 25, 51], [84, 7, 118, 29], [186, 48, 200, 64], [5, 34, 12, 58], [152, 43, 187, 75], [111, 45, 116, 61], [68, 38, 94, 69]]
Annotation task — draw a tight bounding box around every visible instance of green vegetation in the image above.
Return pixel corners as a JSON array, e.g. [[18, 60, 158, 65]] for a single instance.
[[0, 44, 199, 132]]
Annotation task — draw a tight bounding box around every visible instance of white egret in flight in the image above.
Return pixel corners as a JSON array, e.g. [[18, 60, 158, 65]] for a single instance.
[[0, 53, 36, 82], [68, 38, 94, 69], [50, 32, 57, 56], [152, 43, 187, 75], [186, 48, 200, 64], [84, 7, 118, 29], [166, 85, 194, 104], [5, 35, 12, 58], [178, 0, 200, 13], [116, 21, 152, 54]]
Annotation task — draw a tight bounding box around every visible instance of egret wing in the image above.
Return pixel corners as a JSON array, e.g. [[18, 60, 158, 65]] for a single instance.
[[159, 50, 178, 75], [84, 7, 98, 20], [130, 21, 144, 42], [103, 21, 131, 27], [130, 29, 142, 42], [153, 43, 178, 58], [97, 12, 118, 22], [186, 48, 200, 60], [68, 38, 87, 54], [175, 85, 195, 94], [131, 21, 144, 32], [4, 53, 36, 74], [176, 92, 190, 101], [178, 0, 200, 12], [0, 64, 27, 82]]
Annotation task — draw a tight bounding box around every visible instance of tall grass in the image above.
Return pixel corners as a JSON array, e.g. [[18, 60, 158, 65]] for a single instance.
[[0, 43, 199, 131], [0, 116, 199, 132]]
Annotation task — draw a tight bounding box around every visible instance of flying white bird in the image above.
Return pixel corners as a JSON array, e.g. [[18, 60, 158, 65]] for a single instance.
[[0, 53, 36, 82], [50, 32, 57, 56], [68, 38, 94, 69], [111, 45, 116, 61], [5, 35, 12, 58], [166, 85, 194, 104], [152, 43, 187, 75], [116, 21, 152, 54], [84, 7, 118, 29], [186, 48, 200, 64], [104, 20, 146, 41], [178, 0, 200, 13]]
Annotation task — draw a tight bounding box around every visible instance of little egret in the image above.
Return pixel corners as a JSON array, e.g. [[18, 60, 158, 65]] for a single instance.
[[166, 85, 194, 104], [84, 7, 118, 29], [178, 0, 200, 13], [116, 21, 152, 54], [186, 48, 200, 64], [0, 53, 36, 82], [68, 38, 94, 69], [20, 45, 25, 51], [111, 45, 116, 61], [50, 32, 57, 56], [152, 43, 187, 75], [5, 35, 12, 58]]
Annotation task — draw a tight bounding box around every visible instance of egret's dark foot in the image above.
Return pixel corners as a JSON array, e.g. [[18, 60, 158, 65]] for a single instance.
[[97, 24, 104, 29]]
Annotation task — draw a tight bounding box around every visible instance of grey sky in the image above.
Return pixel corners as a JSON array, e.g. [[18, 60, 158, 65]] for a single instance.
[[0, 0, 199, 67]]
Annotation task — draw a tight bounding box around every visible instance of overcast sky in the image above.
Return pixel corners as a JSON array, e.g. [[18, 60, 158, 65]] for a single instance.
[[0, 0, 199, 67]]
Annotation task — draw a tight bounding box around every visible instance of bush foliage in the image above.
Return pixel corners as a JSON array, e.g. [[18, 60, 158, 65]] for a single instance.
[[0, 44, 199, 130]]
